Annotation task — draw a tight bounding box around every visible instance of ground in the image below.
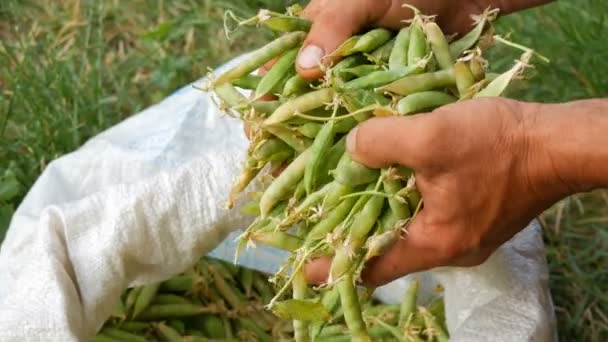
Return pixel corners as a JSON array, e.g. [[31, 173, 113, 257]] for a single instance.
[[0, 0, 606, 340]]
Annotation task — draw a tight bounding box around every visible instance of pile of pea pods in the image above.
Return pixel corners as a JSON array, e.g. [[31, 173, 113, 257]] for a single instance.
[[207, 4, 536, 341], [94, 257, 444, 341]]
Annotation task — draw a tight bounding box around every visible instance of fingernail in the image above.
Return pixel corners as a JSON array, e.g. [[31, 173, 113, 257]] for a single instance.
[[298, 45, 324, 69], [346, 126, 358, 154]]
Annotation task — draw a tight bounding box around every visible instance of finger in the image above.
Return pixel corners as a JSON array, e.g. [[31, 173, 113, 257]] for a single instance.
[[296, 0, 392, 80], [304, 256, 332, 285], [301, 0, 326, 19], [346, 115, 436, 169]]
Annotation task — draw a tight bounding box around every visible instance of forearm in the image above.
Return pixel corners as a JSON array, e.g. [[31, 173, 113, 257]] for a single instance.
[[528, 99, 608, 196]]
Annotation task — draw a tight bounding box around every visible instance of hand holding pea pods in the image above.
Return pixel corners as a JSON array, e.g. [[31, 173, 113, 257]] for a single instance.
[[209, 3, 546, 341]]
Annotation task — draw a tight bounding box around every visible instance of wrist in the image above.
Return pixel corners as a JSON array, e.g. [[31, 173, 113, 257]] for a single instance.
[[523, 100, 608, 197]]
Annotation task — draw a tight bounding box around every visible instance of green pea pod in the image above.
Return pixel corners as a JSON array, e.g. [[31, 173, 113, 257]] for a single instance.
[[389, 27, 411, 70], [398, 279, 419, 329], [304, 120, 336, 194], [293, 270, 310, 342], [214, 83, 248, 109], [187, 314, 226, 339], [349, 28, 393, 54], [339, 64, 381, 78], [265, 125, 312, 153], [110, 298, 126, 320], [152, 294, 193, 305], [250, 229, 303, 251], [283, 74, 312, 97], [474, 51, 532, 98], [318, 137, 346, 185], [213, 31, 305, 86], [255, 48, 299, 98], [261, 16, 312, 32], [419, 307, 449, 342], [169, 320, 186, 335], [367, 38, 395, 65], [253, 138, 292, 162], [137, 304, 216, 321], [264, 88, 335, 126], [259, 147, 312, 217], [209, 264, 244, 311], [408, 22, 427, 66], [383, 175, 411, 221], [251, 100, 281, 116], [346, 191, 385, 249], [238, 318, 273, 342], [156, 322, 183, 342], [378, 69, 456, 96], [119, 322, 150, 334], [295, 122, 322, 138], [132, 283, 161, 319], [332, 152, 379, 187], [239, 267, 254, 297], [331, 35, 361, 57], [231, 74, 261, 90], [160, 275, 194, 293], [102, 327, 148, 342], [406, 188, 422, 214], [335, 274, 369, 340], [332, 54, 368, 74], [305, 195, 357, 244], [343, 66, 419, 90], [91, 334, 119, 342], [396, 91, 457, 115], [334, 116, 358, 134], [454, 61, 476, 98], [253, 273, 274, 304], [425, 22, 454, 70], [449, 10, 496, 58]]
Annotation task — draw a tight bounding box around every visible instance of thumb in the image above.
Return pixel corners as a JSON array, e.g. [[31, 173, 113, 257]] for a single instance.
[[346, 115, 434, 169], [296, 1, 391, 79]]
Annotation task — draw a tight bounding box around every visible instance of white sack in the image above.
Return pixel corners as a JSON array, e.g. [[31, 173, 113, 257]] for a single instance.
[[0, 54, 557, 342]]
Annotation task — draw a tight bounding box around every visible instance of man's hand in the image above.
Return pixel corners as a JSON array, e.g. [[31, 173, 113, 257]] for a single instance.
[[305, 98, 582, 286], [296, 0, 554, 79]]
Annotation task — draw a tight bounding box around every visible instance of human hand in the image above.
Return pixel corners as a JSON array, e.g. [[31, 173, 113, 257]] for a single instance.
[[305, 98, 573, 286], [296, 0, 553, 79]]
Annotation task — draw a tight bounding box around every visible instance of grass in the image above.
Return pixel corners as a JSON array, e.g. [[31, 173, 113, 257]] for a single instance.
[[0, 0, 606, 340]]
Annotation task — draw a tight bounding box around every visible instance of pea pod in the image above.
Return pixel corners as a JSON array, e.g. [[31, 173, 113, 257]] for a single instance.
[[305, 195, 357, 244], [213, 31, 306, 86], [231, 74, 261, 90], [251, 100, 281, 116], [332, 152, 379, 187], [408, 22, 427, 66], [152, 294, 193, 305], [259, 148, 312, 217], [156, 322, 183, 342], [265, 125, 312, 153], [304, 119, 337, 194], [449, 9, 497, 58], [255, 48, 299, 98], [102, 327, 148, 342], [368, 37, 396, 65], [454, 61, 476, 98], [261, 16, 312, 32], [396, 91, 457, 115], [425, 22, 454, 70], [264, 88, 335, 126], [283, 74, 312, 97], [253, 138, 292, 162], [378, 69, 456, 96], [214, 83, 247, 109], [332, 54, 368, 74], [338, 64, 381, 78], [349, 28, 393, 54], [132, 283, 161, 319], [399, 280, 419, 329], [250, 230, 303, 251], [295, 122, 322, 138], [343, 66, 419, 90], [389, 27, 411, 70]]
